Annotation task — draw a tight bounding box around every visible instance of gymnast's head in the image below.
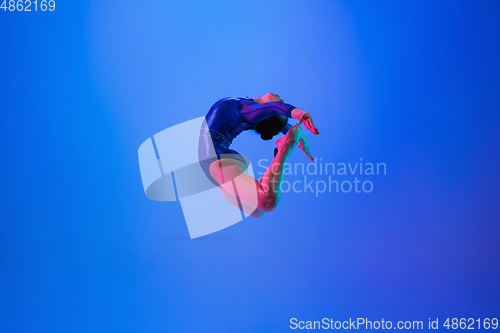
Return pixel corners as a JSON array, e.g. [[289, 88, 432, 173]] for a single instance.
[[258, 92, 284, 103], [254, 115, 288, 141], [252, 92, 287, 140]]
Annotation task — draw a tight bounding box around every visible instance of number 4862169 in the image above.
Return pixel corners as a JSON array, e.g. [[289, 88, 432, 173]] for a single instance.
[[1, 0, 56, 11]]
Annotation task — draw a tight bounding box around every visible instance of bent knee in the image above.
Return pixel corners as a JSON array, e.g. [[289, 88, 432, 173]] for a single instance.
[[260, 196, 278, 213], [250, 210, 266, 218]]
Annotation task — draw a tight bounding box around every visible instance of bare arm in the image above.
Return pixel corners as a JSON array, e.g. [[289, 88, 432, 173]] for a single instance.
[[291, 108, 307, 120], [291, 108, 319, 135]]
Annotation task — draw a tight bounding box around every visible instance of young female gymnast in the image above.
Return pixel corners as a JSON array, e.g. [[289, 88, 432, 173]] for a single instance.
[[198, 93, 319, 218]]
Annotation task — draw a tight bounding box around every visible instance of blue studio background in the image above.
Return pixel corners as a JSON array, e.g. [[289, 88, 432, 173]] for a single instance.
[[1, 0, 499, 332]]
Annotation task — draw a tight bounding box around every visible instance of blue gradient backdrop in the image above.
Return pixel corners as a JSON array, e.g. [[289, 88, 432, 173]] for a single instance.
[[1, 0, 499, 332]]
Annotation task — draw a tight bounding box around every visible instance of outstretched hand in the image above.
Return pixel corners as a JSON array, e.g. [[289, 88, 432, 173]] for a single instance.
[[298, 113, 319, 135]]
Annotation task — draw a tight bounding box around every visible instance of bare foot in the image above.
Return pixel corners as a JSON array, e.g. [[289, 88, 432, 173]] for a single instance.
[[276, 125, 301, 155]]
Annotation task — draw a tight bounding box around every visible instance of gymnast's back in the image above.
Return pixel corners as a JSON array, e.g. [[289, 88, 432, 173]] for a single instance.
[[202, 97, 296, 145]]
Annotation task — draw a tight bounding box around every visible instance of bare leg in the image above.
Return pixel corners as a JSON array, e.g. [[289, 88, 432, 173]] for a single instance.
[[209, 125, 301, 213], [217, 186, 266, 218]]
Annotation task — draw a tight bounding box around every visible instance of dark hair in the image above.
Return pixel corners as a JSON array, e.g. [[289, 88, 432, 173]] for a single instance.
[[254, 115, 288, 140]]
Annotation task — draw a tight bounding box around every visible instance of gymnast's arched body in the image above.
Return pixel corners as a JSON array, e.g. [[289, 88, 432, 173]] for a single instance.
[[198, 93, 319, 218]]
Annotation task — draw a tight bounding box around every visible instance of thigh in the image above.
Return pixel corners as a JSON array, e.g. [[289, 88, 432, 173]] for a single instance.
[[216, 186, 265, 218], [209, 158, 263, 211]]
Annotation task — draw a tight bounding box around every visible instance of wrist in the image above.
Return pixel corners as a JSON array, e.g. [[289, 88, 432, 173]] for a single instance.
[[291, 108, 308, 120]]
